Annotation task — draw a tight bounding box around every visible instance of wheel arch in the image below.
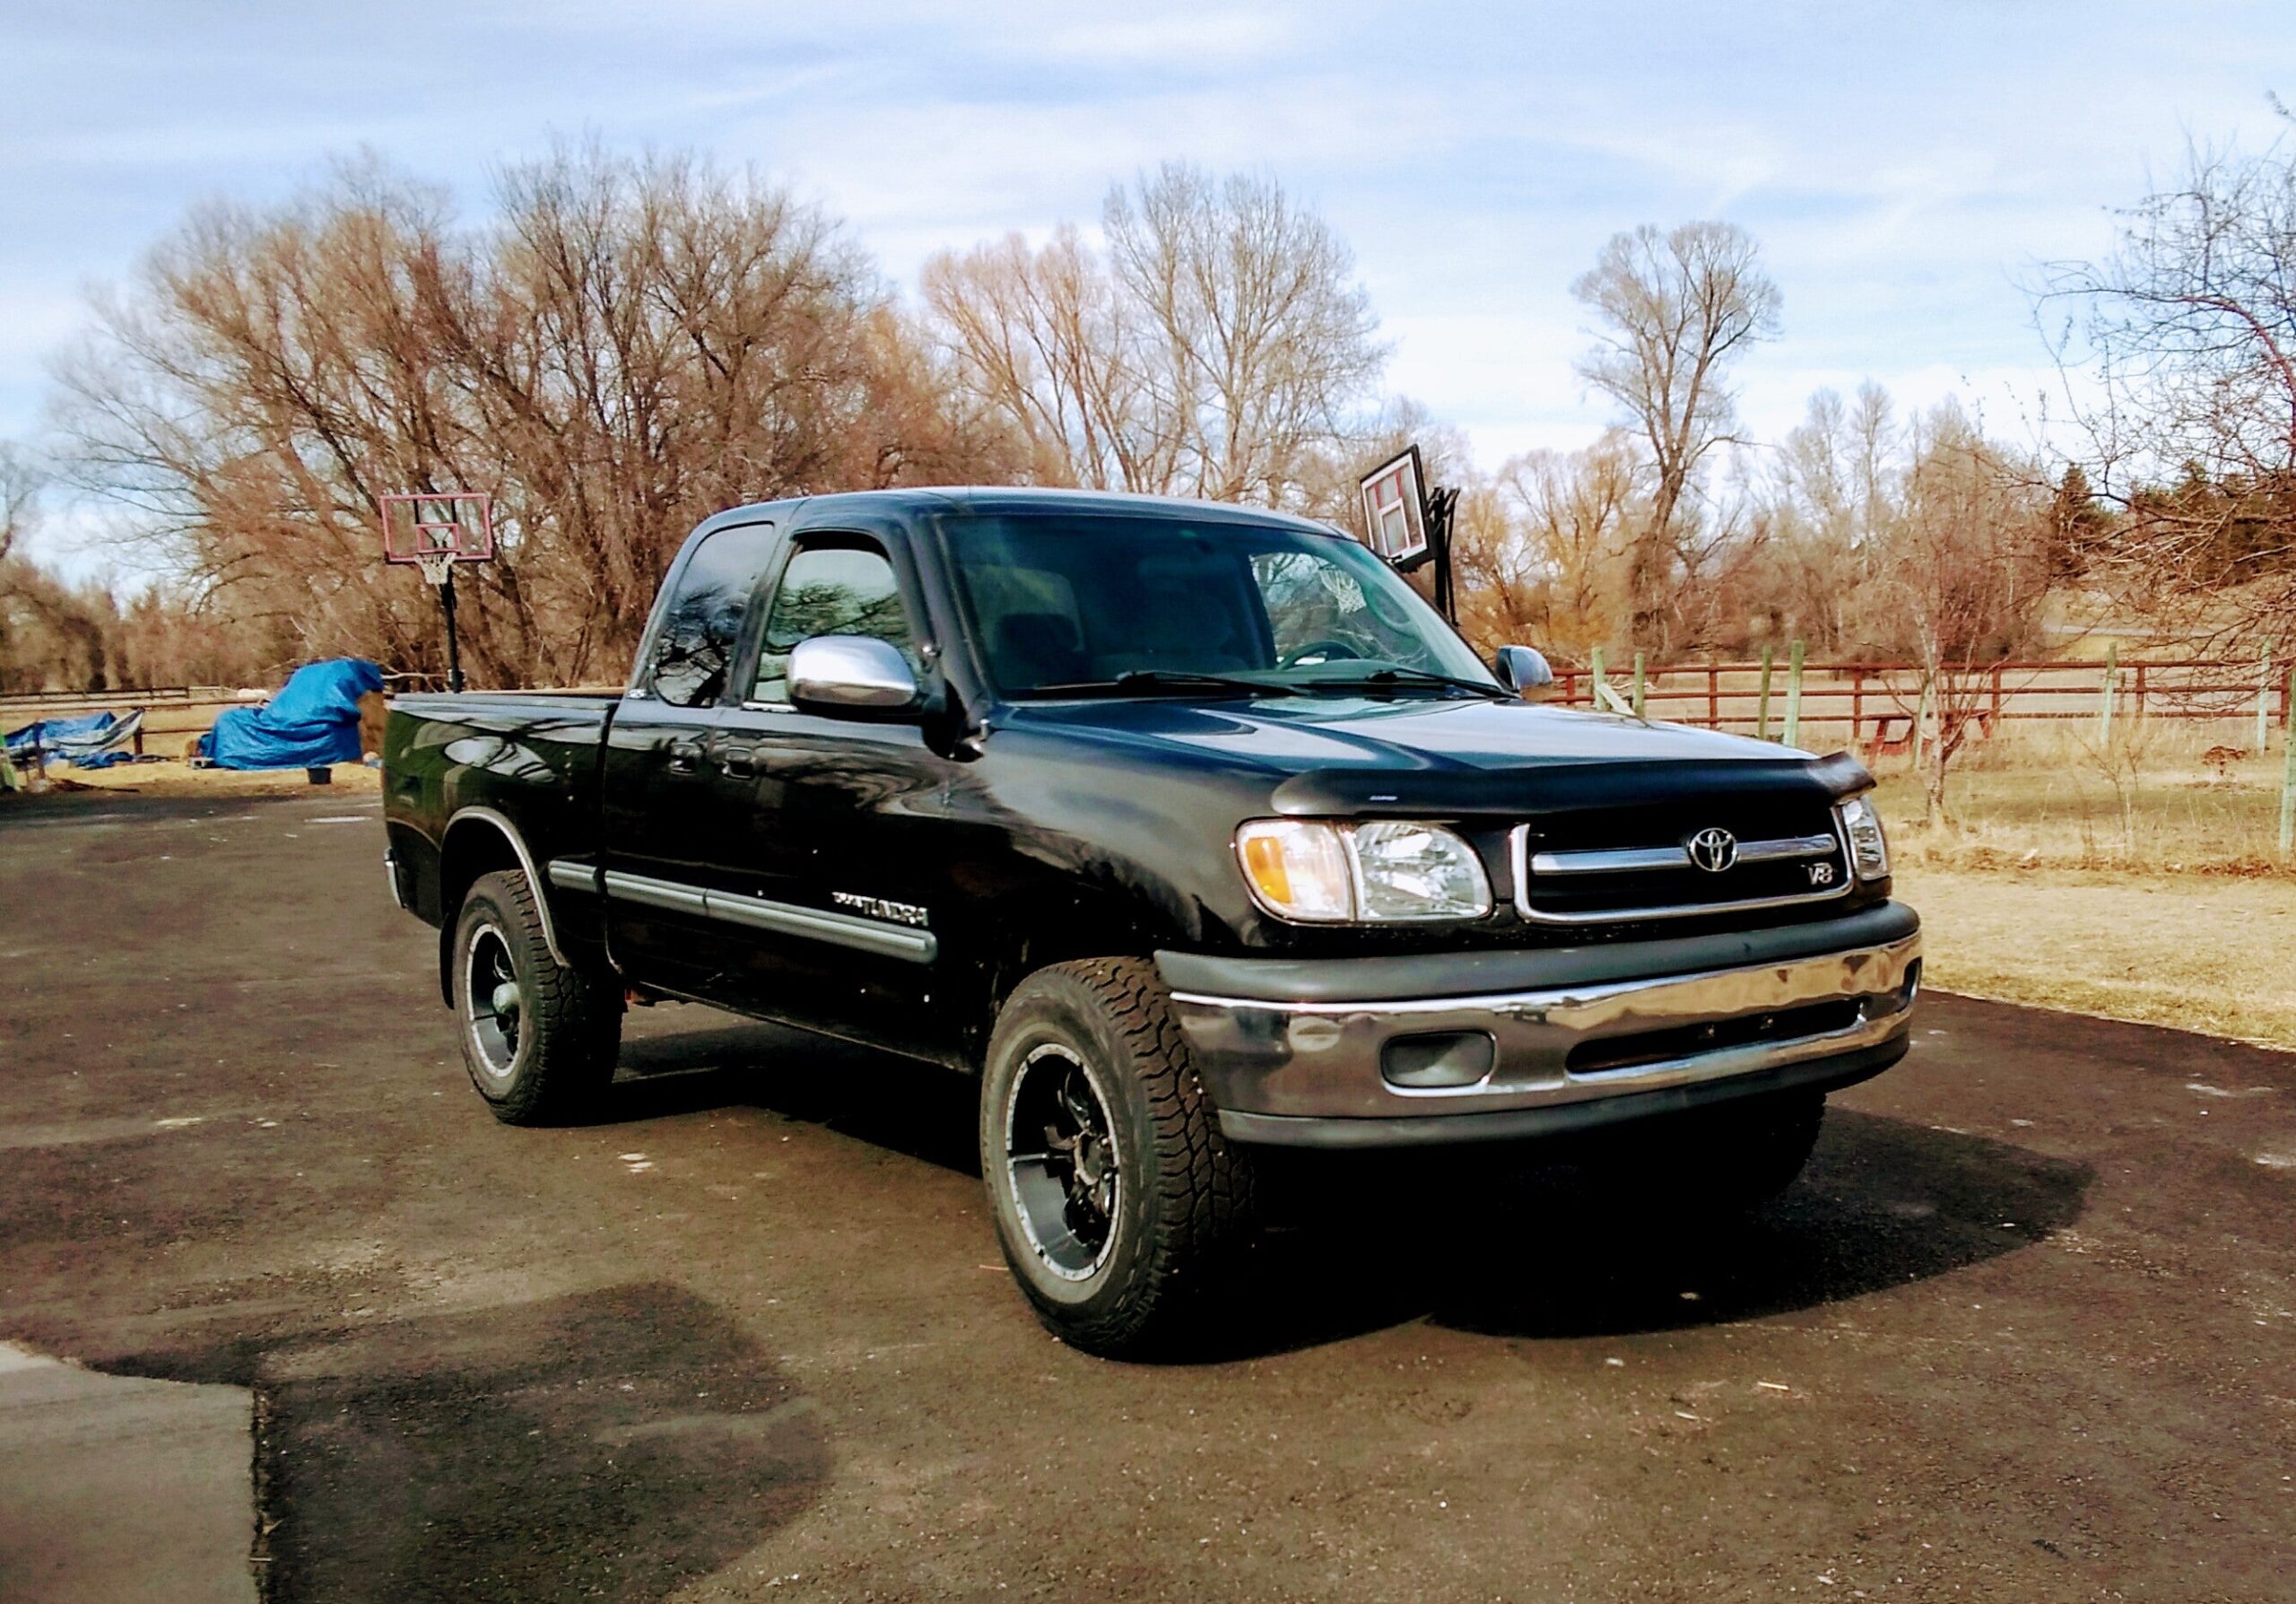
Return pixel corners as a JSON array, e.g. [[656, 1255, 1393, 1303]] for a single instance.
[[436, 807, 568, 1004]]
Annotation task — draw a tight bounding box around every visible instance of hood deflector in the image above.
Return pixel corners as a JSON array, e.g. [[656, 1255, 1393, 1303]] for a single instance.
[[1270, 749, 1874, 819]]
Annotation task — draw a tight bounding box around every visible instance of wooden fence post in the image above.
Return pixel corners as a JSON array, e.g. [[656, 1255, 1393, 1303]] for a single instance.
[[1707, 664, 1719, 727], [1590, 646, 1607, 711], [2282, 664, 2296, 859], [1757, 646, 1775, 740], [2099, 642, 2118, 744], [1631, 650, 1647, 719], [1783, 641, 1805, 749]]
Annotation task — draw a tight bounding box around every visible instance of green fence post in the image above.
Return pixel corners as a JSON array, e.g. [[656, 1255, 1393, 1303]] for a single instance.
[[1782, 641, 1805, 749], [2099, 642, 2118, 744], [1756, 645, 1774, 740], [1631, 650, 1647, 719], [2258, 646, 2274, 754], [2281, 665, 2296, 859], [1590, 645, 1606, 711]]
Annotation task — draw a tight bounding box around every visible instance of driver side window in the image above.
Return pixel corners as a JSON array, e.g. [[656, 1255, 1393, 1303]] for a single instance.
[[752, 541, 920, 703]]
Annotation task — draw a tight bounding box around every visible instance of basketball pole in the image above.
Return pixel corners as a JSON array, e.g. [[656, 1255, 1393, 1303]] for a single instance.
[[439, 566, 465, 693]]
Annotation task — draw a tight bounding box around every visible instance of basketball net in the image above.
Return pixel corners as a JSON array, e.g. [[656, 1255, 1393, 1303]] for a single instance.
[[413, 551, 457, 588]]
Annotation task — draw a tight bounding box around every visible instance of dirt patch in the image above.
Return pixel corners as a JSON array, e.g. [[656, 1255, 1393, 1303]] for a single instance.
[[1897, 862, 2296, 1050]]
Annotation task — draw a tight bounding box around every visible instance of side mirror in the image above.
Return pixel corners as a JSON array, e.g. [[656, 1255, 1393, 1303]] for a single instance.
[[788, 635, 923, 719], [1493, 645, 1554, 695]]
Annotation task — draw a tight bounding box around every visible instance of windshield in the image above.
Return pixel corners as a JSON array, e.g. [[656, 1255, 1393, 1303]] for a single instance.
[[936, 510, 1499, 698]]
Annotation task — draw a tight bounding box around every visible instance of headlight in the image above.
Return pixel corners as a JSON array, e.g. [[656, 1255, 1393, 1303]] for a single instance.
[[1236, 819, 1492, 922], [1837, 795, 1890, 881]]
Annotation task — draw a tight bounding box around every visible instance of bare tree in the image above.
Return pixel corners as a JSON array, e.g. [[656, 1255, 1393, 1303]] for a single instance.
[[1572, 221, 1782, 653], [55, 145, 1004, 689], [1104, 164, 1386, 509], [924, 165, 1386, 513], [1451, 436, 1639, 660], [1871, 405, 2056, 821], [919, 227, 1173, 492], [2039, 115, 2296, 644]]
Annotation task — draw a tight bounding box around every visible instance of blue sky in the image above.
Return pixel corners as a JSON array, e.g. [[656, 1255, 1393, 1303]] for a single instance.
[[7, 1, 2294, 573]]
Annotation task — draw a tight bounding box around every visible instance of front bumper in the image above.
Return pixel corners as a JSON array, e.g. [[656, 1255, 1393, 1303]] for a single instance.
[[1159, 903, 1920, 1149]]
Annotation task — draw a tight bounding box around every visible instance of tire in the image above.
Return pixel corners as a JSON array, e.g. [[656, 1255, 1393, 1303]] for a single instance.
[[1626, 1089, 1827, 1216], [979, 958, 1257, 1357], [450, 869, 621, 1125]]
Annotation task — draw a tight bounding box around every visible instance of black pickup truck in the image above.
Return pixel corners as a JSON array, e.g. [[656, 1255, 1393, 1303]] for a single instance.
[[383, 487, 1918, 1355]]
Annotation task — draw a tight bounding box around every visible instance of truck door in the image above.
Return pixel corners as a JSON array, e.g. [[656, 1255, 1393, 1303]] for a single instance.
[[697, 526, 958, 1060], [597, 519, 781, 1001]]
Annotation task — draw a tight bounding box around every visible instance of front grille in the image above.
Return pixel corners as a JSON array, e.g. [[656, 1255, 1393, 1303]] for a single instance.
[[1511, 799, 1851, 924]]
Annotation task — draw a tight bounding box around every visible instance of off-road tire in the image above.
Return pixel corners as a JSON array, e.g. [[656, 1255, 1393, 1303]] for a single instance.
[[450, 869, 621, 1125], [980, 958, 1257, 1357]]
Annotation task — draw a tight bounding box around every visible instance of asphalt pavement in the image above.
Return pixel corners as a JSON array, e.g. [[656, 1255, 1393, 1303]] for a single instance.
[[2, 791, 2292, 1601]]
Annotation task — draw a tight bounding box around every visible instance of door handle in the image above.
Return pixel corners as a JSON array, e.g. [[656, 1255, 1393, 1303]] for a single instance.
[[665, 739, 704, 774], [718, 745, 758, 778]]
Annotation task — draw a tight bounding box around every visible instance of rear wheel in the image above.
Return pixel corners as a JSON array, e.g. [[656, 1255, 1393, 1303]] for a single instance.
[[451, 869, 620, 1124], [980, 958, 1257, 1357]]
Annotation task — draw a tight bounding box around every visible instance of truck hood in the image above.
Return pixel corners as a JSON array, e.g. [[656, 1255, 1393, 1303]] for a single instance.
[[1007, 693, 1791, 771], [1001, 694, 1868, 815]]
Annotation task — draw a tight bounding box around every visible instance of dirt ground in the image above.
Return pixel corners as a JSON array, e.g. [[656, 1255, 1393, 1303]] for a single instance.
[[27, 758, 383, 799], [2, 791, 2293, 1600]]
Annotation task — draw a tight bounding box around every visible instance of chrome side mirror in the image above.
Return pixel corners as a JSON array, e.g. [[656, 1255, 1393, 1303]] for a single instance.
[[1493, 645, 1554, 695], [788, 635, 922, 718]]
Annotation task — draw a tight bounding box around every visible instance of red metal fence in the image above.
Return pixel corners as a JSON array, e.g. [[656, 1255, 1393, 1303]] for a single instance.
[[1551, 658, 2292, 745]]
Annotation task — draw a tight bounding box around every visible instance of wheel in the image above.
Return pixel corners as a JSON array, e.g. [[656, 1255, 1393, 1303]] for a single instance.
[[980, 958, 1257, 1357], [450, 869, 621, 1125], [1627, 1090, 1827, 1216]]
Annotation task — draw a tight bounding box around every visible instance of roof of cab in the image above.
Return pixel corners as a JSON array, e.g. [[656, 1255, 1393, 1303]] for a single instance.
[[695, 484, 1344, 537]]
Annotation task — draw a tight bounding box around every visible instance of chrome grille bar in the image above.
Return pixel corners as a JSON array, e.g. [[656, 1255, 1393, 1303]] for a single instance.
[[1529, 831, 1838, 876]]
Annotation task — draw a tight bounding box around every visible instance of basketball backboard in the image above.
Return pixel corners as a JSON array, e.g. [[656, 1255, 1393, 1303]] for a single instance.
[[381, 493, 495, 568], [1357, 448, 1430, 569]]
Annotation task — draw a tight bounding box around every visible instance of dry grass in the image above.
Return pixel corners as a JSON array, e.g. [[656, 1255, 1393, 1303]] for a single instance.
[[1863, 718, 2295, 1050], [1894, 864, 2296, 1051], [1869, 718, 2292, 872]]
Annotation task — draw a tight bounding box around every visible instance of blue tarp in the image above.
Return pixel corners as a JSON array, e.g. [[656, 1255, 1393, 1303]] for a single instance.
[[4, 709, 146, 769], [197, 658, 382, 770]]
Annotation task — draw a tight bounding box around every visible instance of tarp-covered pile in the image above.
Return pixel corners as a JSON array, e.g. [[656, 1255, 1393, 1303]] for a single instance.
[[4, 709, 147, 770], [197, 658, 383, 770]]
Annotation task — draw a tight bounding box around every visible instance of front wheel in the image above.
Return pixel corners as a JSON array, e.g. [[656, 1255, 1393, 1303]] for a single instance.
[[980, 958, 1257, 1357], [451, 869, 621, 1125]]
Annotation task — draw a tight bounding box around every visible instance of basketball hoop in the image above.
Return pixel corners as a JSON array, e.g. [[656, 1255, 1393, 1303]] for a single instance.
[[381, 492, 495, 693]]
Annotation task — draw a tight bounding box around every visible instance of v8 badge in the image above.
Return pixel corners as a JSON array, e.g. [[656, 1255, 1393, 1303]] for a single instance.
[[1807, 862, 1837, 885]]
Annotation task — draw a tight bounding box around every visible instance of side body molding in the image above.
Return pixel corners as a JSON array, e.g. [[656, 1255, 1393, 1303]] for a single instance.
[[550, 863, 937, 964]]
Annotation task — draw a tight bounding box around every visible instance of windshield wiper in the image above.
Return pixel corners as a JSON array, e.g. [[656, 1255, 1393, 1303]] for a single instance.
[[1027, 669, 1302, 700], [1298, 667, 1509, 699]]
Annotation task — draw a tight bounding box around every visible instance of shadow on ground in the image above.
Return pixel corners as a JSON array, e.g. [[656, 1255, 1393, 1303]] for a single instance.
[[109, 1286, 829, 1604], [598, 1020, 2096, 1364]]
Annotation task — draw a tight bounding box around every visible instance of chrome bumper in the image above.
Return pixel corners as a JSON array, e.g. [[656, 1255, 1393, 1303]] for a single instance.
[[1170, 931, 1920, 1146]]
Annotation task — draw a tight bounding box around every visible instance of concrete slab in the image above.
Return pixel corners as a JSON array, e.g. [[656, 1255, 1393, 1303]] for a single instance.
[[0, 1343, 255, 1604]]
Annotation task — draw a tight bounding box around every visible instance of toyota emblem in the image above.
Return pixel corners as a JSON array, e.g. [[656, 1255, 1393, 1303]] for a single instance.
[[1685, 826, 1738, 873]]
